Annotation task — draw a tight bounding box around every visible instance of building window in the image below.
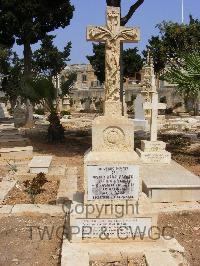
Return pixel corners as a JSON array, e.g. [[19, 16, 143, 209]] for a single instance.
[[91, 80, 101, 87], [82, 74, 87, 82]]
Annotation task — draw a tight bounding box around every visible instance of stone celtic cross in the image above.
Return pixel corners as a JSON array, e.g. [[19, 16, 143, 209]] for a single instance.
[[87, 6, 140, 116]]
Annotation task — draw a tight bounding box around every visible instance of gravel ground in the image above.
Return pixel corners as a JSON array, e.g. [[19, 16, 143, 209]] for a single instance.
[[158, 211, 200, 266], [0, 215, 65, 266], [2, 180, 59, 205], [90, 256, 147, 266]]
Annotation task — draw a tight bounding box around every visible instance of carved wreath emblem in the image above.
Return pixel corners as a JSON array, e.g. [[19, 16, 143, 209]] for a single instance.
[[103, 127, 125, 147]]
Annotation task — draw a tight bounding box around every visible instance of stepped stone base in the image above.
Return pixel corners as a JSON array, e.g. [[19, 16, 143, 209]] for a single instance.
[[136, 140, 171, 164], [70, 193, 157, 243], [61, 237, 187, 266]]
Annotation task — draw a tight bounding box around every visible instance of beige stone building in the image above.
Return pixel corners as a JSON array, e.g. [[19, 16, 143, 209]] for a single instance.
[[59, 64, 184, 109], [60, 64, 102, 91]]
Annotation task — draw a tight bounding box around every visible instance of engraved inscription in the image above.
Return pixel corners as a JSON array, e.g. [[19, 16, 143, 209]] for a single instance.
[[76, 218, 152, 239], [87, 165, 139, 200]]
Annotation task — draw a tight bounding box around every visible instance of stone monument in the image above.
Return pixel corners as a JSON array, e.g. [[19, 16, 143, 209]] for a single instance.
[[141, 52, 153, 119], [13, 97, 27, 128], [76, 99, 84, 112], [0, 102, 9, 119], [83, 98, 90, 112], [90, 97, 96, 111], [62, 95, 71, 112], [70, 6, 158, 243], [136, 57, 171, 164], [133, 94, 148, 130], [25, 99, 34, 128], [61, 7, 189, 266]]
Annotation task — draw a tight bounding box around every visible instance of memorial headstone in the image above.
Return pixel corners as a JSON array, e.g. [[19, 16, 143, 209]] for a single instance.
[[136, 57, 171, 164], [0, 102, 9, 119], [62, 95, 71, 112], [84, 99, 90, 112], [135, 94, 145, 120], [13, 97, 26, 128], [25, 99, 34, 128], [133, 94, 148, 129], [70, 6, 157, 243], [76, 99, 83, 112], [90, 97, 96, 111]]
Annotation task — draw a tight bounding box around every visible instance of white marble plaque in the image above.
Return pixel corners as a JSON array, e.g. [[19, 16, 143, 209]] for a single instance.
[[87, 165, 139, 200], [76, 218, 152, 239]]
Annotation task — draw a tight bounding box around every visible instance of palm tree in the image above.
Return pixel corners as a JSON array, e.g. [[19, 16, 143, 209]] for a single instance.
[[163, 52, 200, 115]]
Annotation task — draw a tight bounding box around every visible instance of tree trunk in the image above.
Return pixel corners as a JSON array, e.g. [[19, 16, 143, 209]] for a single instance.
[[23, 40, 32, 79], [193, 97, 199, 116]]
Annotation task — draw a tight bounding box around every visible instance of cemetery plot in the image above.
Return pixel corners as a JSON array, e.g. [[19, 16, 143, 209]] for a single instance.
[[2, 179, 59, 205]]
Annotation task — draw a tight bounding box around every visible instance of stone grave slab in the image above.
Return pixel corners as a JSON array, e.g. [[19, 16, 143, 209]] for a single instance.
[[29, 156, 53, 174], [0, 180, 16, 203], [141, 160, 200, 202], [61, 238, 186, 266], [0, 146, 33, 159]]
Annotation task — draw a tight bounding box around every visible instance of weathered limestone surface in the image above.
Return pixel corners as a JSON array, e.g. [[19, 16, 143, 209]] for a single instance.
[[28, 156, 53, 174], [142, 160, 200, 202], [136, 140, 171, 164], [61, 238, 187, 266], [0, 204, 64, 216], [57, 167, 78, 204], [70, 192, 157, 243], [91, 116, 135, 152], [0, 146, 33, 160], [87, 6, 140, 115], [0, 180, 16, 203]]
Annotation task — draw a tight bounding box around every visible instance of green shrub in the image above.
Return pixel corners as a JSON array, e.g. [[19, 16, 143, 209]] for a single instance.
[[34, 108, 45, 115], [60, 110, 71, 116]]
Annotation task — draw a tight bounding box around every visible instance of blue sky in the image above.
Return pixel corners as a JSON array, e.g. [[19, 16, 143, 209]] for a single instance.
[[13, 0, 200, 64]]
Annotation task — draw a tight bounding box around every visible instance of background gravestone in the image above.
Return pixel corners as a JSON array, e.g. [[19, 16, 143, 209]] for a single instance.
[[25, 99, 34, 128], [134, 94, 145, 120], [0, 103, 9, 119], [133, 94, 148, 130], [13, 99, 26, 128]]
